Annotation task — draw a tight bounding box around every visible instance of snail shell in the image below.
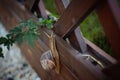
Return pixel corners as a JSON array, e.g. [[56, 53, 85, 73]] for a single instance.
[[40, 50, 56, 71], [41, 59, 56, 70]]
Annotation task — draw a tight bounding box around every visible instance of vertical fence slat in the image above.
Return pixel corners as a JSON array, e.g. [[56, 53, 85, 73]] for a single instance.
[[25, 0, 36, 10], [38, 0, 48, 18], [97, 0, 120, 60]]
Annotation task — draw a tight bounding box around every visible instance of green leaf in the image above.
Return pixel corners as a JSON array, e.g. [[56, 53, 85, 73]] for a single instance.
[[23, 31, 38, 47], [0, 47, 4, 58], [38, 18, 45, 26], [0, 18, 54, 57], [0, 37, 7, 44], [26, 19, 38, 29], [10, 26, 22, 34], [38, 18, 54, 29], [15, 33, 23, 45], [3, 38, 13, 50], [46, 24, 53, 29]]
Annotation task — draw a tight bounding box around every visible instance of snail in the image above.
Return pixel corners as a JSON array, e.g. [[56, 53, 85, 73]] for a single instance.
[[40, 32, 60, 73], [40, 50, 56, 71]]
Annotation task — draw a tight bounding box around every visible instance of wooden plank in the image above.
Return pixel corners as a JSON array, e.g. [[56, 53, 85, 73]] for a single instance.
[[0, 1, 105, 79], [97, 0, 120, 60], [53, 0, 100, 38], [54, 0, 87, 53], [25, 0, 36, 10], [20, 44, 51, 80], [85, 39, 117, 65], [2, 0, 34, 21], [0, 1, 19, 30], [38, 0, 48, 18], [55, 0, 69, 14]]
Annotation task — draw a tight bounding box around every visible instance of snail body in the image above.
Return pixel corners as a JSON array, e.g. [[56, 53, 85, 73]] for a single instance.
[[40, 32, 60, 73]]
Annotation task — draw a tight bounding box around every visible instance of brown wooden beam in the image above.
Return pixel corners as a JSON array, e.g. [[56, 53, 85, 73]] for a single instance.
[[1, 0, 33, 21], [53, 0, 100, 38], [38, 0, 48, 18], [55, 0, 69, 14], [25, 0, 36, 10], [85, 39, 117, 65], [97, 0, 120, 60]]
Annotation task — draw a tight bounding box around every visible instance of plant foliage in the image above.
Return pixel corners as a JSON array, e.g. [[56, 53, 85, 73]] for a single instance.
[[0, 18, 54, 58]]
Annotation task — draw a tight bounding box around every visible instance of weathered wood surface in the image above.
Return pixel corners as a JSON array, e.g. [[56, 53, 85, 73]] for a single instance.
[[97, 0, 120, 60], [0, 0, 106, 80], [25, 0, 36, 10], [55, 0, 69, 15]]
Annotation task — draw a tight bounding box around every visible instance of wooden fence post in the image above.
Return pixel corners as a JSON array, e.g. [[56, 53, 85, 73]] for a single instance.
[[97, 0, 120, 60]]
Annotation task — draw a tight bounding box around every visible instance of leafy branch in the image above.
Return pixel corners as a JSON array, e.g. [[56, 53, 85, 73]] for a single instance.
[[0, 18, 54, 57]]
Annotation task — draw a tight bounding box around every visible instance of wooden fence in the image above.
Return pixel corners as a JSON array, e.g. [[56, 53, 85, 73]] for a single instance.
[[0, 0, 120, 80]]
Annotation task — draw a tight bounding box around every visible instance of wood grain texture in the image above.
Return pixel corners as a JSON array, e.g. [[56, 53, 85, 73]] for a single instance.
[[55, 0, 68, 14], [25, 0, 36, 10]]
